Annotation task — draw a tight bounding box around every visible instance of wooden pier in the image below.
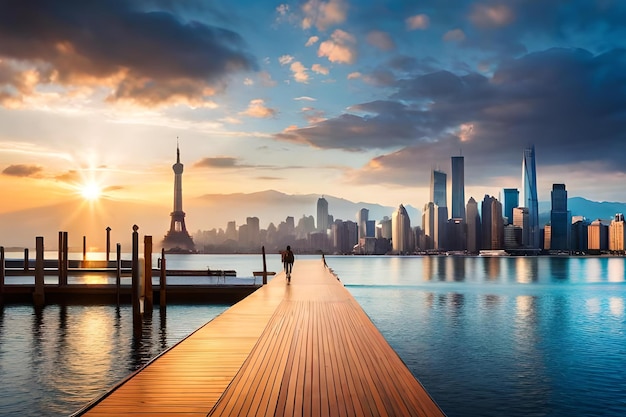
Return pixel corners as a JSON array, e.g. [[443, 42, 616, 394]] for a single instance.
[[74, 259, 445, 417]]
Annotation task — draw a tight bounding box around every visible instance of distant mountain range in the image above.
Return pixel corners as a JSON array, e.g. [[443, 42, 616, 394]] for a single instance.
[[0, 190, 623, 249]]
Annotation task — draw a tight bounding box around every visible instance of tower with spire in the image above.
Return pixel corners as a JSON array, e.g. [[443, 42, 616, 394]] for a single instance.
[[163, 142, 195, 252]]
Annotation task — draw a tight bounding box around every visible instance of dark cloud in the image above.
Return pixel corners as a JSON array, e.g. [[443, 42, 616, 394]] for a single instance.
[[0, 0, 257, 106], [2, 164, 42, 177], [278, 47, 626, 186]]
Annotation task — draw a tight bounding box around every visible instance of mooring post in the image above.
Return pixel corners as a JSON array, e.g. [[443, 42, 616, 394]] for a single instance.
[[262, 246, 268, 285], [24, 248, 29, 271], [131, 225, 141, 325], [106, 227, 111, 263], [0, 246, 5, 305], [33, 236, 45, 308], [58, 231, 63, 285], [62, 231, 68, 285], [159, 248, 166, 307], [144, 236, 153, 312], [58, 231, 68, 286], [82, 235, 87, 262], [116, 243, 121, 306]]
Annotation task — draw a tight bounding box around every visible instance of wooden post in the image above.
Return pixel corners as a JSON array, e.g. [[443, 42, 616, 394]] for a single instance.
[[0, 246, 5, 305], [82, 235, 87, 262], [159, 248, 166, 307], [58, 231, 63, 284], [33, 237, 45, 308], [116, 243, 121, 306], [131, 225, 141, 325], [58, 231, 68, 286], [62, 231, 68, 285], [262, 246, 268, 285], [106, 227, 111, 263], [144, 236, 153, 312], [24, 248, 29, 271]]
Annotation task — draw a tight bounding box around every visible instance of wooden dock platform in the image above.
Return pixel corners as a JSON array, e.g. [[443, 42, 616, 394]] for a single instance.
[[75, 259, 445, 417]]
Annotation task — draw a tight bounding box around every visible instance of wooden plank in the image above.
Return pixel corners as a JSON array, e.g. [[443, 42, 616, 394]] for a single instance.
[[79, 260, 445, 417]]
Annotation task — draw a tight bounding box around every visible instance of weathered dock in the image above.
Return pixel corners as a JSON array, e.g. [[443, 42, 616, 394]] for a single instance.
[[74, 259, 445, 417]]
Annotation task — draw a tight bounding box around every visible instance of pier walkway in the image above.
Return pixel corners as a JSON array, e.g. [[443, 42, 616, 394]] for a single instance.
[[77, 259, 445, 417]]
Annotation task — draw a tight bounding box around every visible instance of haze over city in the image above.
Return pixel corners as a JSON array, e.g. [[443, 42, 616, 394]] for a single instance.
[[1, 0, 626, 246]]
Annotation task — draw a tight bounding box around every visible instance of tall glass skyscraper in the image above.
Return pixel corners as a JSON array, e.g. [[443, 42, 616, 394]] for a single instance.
[[521, 145, 539, 248], [317, 196, 329, 231], [392, 204, 411, 254], [451, 156, 465, 220], [431, 170, 447, 208], [550, 184, 570, 251], [502, 188, 519, 224]]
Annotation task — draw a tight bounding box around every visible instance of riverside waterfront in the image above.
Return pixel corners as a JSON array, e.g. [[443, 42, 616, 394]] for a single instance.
[[1, 255, 625, 416]]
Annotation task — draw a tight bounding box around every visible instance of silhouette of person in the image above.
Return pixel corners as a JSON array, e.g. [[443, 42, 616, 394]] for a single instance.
[[282, 245, 295, 282]]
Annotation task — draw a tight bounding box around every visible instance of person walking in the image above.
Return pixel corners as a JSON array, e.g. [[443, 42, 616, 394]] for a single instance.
[[282, 245, 295, 283]]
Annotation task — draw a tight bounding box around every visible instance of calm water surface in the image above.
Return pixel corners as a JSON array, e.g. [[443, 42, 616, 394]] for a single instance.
[[1, 254, 625, 416]]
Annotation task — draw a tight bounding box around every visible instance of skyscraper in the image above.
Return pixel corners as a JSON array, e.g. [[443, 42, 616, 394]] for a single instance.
[[609, 213, 626, 252], [502, 188, 519, 224], [521, 146, 539, 248], [356, 208, 369, 239], [317, 197, 329, 231], [163, 144, 195, 252], [392, 204, 411, 254], [481, 195, 503, 250], [422, 202, 435, 250], [550, 184, 570, 251], [466, 197, 480, 253], [431, 170, 447, 208], [451, 156, 465, 220]]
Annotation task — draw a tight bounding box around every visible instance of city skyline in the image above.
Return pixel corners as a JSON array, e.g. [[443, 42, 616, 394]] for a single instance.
[[1, 1, 626, 246]]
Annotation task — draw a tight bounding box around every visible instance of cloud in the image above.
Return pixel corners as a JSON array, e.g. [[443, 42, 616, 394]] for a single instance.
[[240, 99, 277, 118], [55, 170, 80, 183], [290, 61, 309, 83], [279, 55, 295, 65], [347, 72, 362, 80], [469, 4, 515, 28], [301, 0, 348, 30], [366, 30, 396, 51], [443, 29, 466, 42], [318, 29, 357, 64], [406, 14, 430, 30], [275, 48, 626, 189], [294, 96, 317, 101], [194, 157, 239, 168], [2, 164, 43, 177], [243, 78, 254, 86], [305, 36, 320, 47], [301, 107, 326, 124], [311, 63, 329, 75], [0, 1, 257, 108], [258, 71, 277, 87]]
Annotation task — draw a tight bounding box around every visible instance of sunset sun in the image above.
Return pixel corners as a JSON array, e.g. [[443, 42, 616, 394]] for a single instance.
[[80, 182, 102, 200]]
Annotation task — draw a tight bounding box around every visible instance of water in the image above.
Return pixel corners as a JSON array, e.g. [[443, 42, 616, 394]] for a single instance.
[[1, 254, 625, 416]]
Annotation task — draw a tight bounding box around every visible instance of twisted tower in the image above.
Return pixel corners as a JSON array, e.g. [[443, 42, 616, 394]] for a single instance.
[[163, 144, 195, 252]]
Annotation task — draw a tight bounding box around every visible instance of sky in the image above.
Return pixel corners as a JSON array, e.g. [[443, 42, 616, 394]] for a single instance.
[[1, 0, 626, 232]]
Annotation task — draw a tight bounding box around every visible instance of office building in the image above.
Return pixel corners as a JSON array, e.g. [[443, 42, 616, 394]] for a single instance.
[[431, 170, 447, 208], [513, 207, 530, 247], [357, 208, 369, 239], [392, 204, 412, 254], [317, 197, 329, 231], [571, 216, 590, 252], [503, 188, 519, 224], [609, 213, 626, 253], [588, 219, 608, 252], [451, 156, 465, 220], [550, 184, 570, 251], [466, 197, 481, 253], [521, 145, 540, 248], [481, 195, 503, 250], [422, 202, 435, 250]]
